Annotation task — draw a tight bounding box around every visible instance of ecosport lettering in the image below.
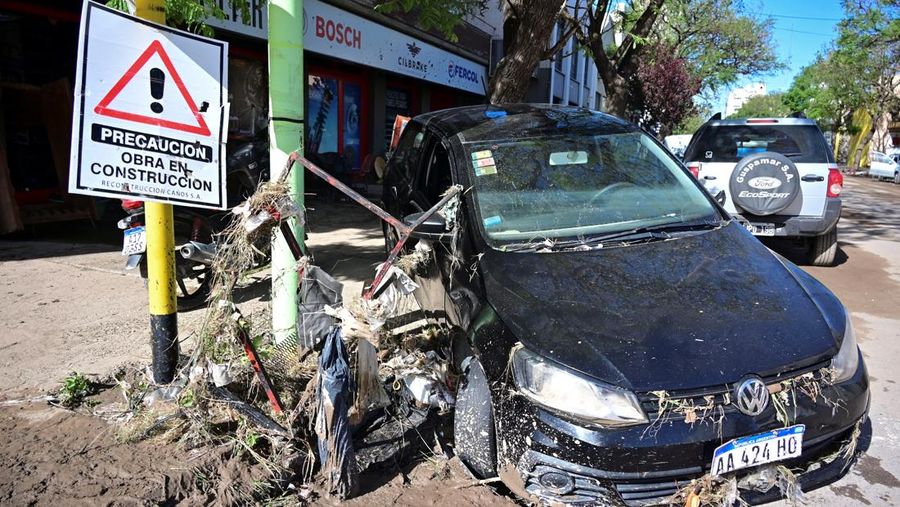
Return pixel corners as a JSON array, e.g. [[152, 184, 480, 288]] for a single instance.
[[314, 16, 361, 49], [738, 190, 792, 199]]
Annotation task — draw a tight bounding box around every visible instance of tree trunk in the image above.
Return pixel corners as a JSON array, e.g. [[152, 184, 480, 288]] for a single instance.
[[488, 0, 563, 103], [851, 128, 875, 173], [603, 75, 630, 118]]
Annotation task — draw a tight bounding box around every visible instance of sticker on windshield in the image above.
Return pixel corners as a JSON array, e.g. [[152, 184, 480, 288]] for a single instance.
[[472, 150, 497, 176], [483, 215, 502, 228], [475, 164, 497, 176]]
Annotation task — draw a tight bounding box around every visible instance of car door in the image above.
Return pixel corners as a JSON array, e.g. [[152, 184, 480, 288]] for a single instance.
[[406, 132, 484, 329]]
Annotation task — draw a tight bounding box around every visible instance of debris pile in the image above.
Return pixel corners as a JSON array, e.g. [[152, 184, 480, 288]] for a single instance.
[[92, 155, 463, 504]]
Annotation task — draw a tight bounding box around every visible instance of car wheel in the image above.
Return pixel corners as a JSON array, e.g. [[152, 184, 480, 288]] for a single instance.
[[383, 223, 400, 256], [809, 227, 838, 267], [454, 357, 497, 478], [894, 172, 899, 184]]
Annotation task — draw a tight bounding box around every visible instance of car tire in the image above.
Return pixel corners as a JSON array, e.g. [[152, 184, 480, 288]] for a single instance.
[[454, 357, 497, 478], [729, 151, 801, 216], [809, 227, 838, 267], [894, 172, 899, 184]]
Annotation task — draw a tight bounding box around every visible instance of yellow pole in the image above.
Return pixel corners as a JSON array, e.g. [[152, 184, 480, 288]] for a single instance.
[[136, 0, 179, 384]]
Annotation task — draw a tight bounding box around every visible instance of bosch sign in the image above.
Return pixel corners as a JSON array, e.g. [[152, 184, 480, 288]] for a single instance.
[[301, 0, 485, 94], [448, 63, 479, 83], [314, 15, 362, 49]]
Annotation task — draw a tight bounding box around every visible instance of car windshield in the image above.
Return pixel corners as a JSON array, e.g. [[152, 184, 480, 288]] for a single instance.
[[462, 131, 720, 245]]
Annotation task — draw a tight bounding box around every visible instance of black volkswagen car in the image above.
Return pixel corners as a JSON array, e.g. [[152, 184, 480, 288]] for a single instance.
[[381, 105, 869, 506]]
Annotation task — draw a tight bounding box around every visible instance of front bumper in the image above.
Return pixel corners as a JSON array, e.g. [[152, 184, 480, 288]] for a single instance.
[[736, 197, 841, 237], [496, 359, 869, 506]]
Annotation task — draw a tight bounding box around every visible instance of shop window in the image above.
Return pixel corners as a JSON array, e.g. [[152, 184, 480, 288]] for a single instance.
[[385, 87, 412, 149], [306, 70, 369, 177], [343, 83, 362, 169], [308, 75, 339, 155], [229, 58, 268, 137]]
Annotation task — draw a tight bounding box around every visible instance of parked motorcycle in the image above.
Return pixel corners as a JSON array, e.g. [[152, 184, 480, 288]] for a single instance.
[[118, 134, 269, 311]]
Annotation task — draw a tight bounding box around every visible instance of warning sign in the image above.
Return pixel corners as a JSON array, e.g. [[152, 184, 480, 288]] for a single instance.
[[69, 2, 228, 209]]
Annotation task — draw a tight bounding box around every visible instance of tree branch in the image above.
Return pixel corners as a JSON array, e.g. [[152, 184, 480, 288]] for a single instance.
[[613, 0, 666, 70], [542, 2, 581, 60]]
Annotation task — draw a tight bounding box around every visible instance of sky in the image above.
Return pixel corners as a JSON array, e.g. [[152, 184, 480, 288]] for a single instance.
[[711, 0, 846, 113]]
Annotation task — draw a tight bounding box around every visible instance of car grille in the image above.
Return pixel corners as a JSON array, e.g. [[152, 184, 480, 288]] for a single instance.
[[637, 360, 832, 417]]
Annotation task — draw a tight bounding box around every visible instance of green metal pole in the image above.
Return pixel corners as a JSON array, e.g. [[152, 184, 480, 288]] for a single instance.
[[268, 0, 304, 345]]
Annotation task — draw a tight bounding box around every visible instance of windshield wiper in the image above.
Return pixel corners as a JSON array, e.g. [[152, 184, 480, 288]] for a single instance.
[[500, 241, 551, 253], [550, 220, 725, 250]]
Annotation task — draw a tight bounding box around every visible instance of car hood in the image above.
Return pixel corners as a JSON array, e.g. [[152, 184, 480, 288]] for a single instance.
[[480, 223, 843, 392]]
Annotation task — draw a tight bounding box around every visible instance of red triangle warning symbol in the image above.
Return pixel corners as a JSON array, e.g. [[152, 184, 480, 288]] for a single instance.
[[94, 40, 211, 137]]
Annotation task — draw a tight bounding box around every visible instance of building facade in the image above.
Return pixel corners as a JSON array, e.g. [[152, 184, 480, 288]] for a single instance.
[[724, 82, 767, 117]]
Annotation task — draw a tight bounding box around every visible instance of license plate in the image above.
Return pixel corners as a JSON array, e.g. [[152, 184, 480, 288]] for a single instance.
[[122, 226, 147, 256], [746, 222, 776, 236], [711, 425, 805, 476]]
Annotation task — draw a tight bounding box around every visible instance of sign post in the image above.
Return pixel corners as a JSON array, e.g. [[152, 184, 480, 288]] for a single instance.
[[268, 0, 305, 345], [70, 1, 228, 383]]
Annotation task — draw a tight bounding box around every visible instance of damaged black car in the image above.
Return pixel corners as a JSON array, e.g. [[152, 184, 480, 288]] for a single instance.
[[381, 104, 869, 506]]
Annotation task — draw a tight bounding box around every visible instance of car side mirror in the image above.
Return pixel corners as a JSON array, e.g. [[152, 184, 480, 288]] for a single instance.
[[403, 212, 453, 242]]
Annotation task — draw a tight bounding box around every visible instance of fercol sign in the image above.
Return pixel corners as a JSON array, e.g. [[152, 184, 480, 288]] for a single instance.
[[70, 2, 229, 209]]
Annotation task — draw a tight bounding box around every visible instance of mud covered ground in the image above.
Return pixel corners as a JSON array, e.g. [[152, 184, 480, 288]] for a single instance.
[[1, 178, 899, 505]]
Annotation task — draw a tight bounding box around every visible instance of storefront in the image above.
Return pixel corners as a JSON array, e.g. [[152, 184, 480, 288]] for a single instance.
[[0, 0, 488, 233], [216, 0, 489, 176]]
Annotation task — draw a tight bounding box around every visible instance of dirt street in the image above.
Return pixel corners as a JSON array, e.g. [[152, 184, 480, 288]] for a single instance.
[[1, 177, 899, 505]]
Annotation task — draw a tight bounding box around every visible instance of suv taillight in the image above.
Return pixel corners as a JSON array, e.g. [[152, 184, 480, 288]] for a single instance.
[[687, 162, 701, 178], [827, 167, 843, 197]]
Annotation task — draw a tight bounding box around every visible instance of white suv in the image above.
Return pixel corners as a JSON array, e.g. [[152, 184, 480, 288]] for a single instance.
[[683, 116, 843, 266]]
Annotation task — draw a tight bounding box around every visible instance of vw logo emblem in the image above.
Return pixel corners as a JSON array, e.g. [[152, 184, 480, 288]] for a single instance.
[[734, 376, 769, 416]]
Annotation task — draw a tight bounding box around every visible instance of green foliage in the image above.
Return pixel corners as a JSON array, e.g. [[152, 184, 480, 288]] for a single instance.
[[673, 110, 710, 136], [375, 0, 488, 42], [58, 372, 95, 408], [784, 0, 899, 133], [729, 92, 790, 119], [653, 0, 782, 95], [106, 0, 257, 37]]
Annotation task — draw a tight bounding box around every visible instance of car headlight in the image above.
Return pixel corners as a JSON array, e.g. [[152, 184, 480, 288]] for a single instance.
[[830, 312, 860, 384], [511, 346, 648, 427]]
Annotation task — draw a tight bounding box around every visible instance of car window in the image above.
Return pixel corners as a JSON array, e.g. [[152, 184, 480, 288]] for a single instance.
[[684, 125, 830, 163], [416, 141, 453, 205], [387, 122, 425, 187], [462, 131, 719, 244]]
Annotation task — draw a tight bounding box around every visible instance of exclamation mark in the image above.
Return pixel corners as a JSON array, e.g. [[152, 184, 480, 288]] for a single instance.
[[150, 67, 165, 114]]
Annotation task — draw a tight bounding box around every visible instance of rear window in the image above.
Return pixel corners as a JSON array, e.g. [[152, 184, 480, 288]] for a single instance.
[[685, 125, 831, 164]]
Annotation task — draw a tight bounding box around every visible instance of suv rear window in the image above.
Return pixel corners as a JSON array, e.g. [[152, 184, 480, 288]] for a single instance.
[[685, 125, 831, 164]]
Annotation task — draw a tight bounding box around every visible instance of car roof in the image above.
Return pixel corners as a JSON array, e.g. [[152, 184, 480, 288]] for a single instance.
[[412, 103, 638, 142], [705, 117, 819, 127]]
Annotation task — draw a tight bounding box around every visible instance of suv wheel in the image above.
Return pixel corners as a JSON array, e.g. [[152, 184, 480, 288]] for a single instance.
[[809, 227, 838, 266], [894, 172, 899, 185], [454, 357, 497, 478]]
